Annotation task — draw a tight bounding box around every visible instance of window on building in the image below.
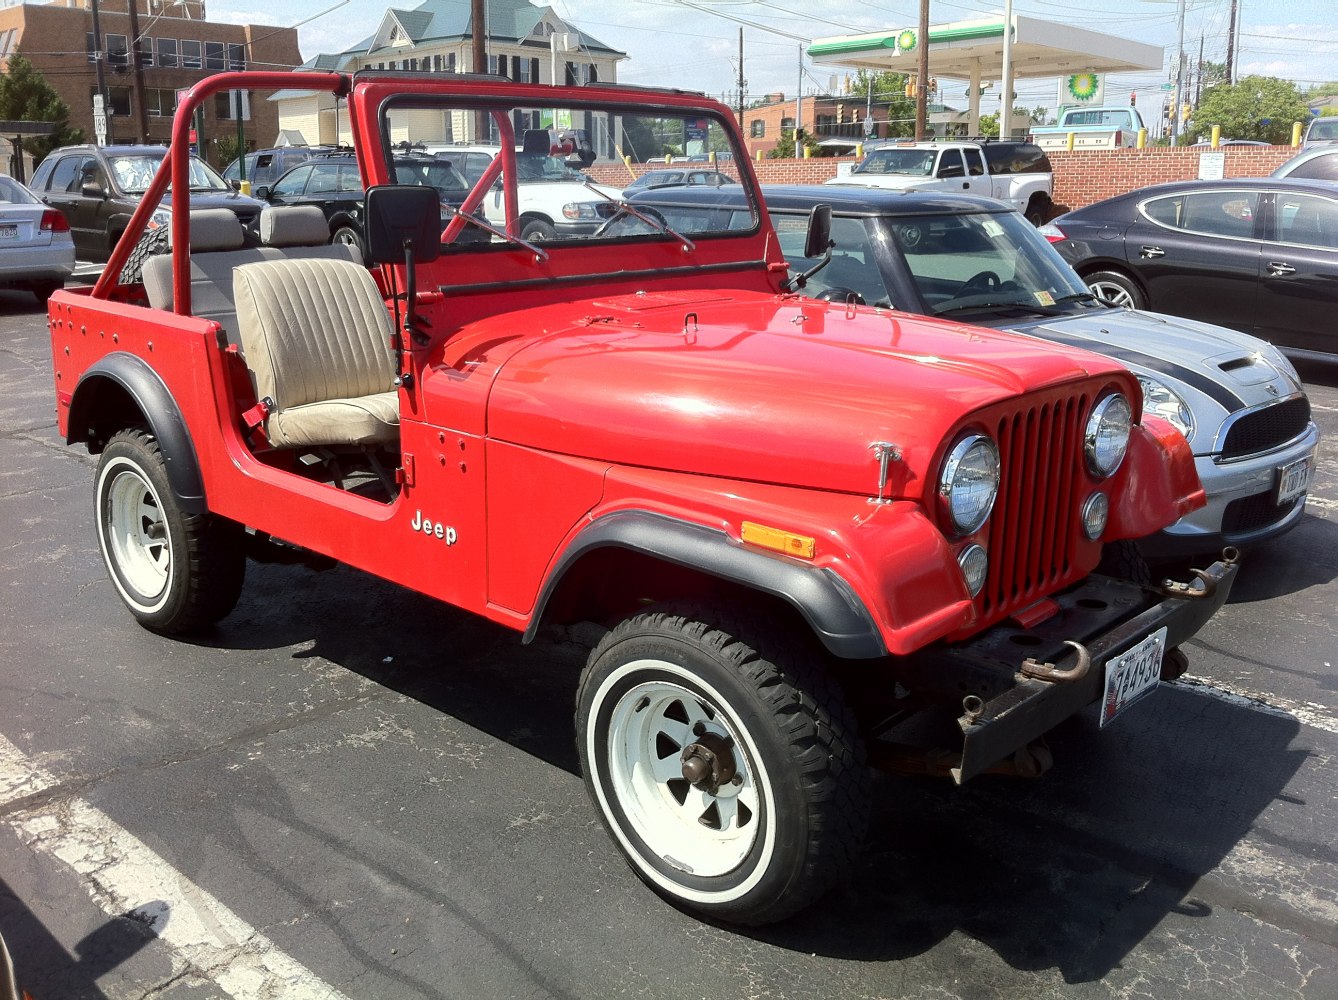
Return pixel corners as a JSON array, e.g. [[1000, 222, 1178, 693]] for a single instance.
[[229, 43, 246, 71], [157, 38, 178, 68], [205, 41, 226, 71], [750, 119, 765, 138], [446, 52, 456, 72], [488, 54, 501, 75], [93, 87, 131, 117], [137, 37, 154, 69], [106, 33, 128, 72], [145, 89, 175, 117], [0, 28, 16, 59], [181, 40, 202, 70], [215, 90, 251, 121], [780, 117, 794, 132], [85, 32, 97, 64]]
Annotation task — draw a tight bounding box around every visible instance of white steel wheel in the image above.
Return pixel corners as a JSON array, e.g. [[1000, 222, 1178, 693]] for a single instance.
[[577, 606, 868, 925], [94, 429, 245, 634]]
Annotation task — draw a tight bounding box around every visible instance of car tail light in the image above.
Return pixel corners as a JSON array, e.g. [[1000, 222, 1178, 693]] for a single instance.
[[40, 209, 70, 233], [1037, 221, 1067, 244]]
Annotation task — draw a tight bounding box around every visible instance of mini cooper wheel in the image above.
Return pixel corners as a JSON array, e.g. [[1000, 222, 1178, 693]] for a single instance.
[[95, 429, 245, 633], [576, 606, 868, 925]]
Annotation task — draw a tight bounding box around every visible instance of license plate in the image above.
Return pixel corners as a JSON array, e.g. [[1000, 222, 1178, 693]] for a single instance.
[[1277, 455, 1311, 505], [1100, 626, 1167, 728], [0, 224, 17, 240]]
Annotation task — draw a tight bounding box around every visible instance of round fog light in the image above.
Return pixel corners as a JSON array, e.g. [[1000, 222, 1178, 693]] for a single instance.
[[1082, 492, 1110, 540], [958, 544, 989, 597]]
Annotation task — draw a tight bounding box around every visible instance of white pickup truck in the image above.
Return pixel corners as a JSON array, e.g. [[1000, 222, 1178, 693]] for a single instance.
[[1030, 106, 1146, 150], [826, 140, 1054, 225]]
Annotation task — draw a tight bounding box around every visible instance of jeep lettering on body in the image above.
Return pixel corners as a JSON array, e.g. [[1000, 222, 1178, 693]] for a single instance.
[[48, 69, 1236, 926]]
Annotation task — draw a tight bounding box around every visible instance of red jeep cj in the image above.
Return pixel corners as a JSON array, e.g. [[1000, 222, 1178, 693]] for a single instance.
[[48, 71, 1236, 924]]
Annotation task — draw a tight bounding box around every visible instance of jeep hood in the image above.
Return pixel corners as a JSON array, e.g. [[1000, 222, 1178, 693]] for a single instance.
[[484, 292, 1126, 500]]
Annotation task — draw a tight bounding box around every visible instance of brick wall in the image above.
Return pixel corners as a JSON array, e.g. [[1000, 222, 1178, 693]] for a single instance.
[[587, 145, 1302, 214]]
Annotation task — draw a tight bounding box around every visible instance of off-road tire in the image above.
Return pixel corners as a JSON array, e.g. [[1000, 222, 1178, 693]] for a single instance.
[[116, 226, 170, 286], [576, 603, 869, 925], [94, 428, 245, 633]]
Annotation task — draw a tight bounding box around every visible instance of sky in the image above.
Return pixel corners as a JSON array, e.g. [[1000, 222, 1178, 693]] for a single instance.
[[206, 0, 1338, 118]]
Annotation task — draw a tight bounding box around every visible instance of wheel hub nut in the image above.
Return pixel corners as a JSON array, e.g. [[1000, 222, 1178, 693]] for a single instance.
[[680, 732, 736, 794]]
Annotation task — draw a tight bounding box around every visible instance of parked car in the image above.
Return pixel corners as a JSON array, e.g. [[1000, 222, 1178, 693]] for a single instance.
[[1186, 139, 1270, 148], [624, 167, 734, 195], [28, 144, 263, 262], [1040, 177, 1338, 364], [0, 173, 74, 302], [1271, 145, 1338, 181], [1302, 116, 1338, 147], [221, 145, 340, 189], [255, 150, 470, 253], [829, 139, 1054, 224], [608, 184, 1319, 556]]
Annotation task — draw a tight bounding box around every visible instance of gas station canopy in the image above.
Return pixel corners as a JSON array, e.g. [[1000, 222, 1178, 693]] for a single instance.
[[808, 15, 1163, 134]]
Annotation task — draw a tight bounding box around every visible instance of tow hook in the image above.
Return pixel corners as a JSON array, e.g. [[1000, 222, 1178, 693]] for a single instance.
[[1158, 546, 1240, 600], [1020, 640, 1092, 683]]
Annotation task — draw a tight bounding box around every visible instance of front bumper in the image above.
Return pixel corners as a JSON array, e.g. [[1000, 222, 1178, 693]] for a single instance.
[[1146, 424, 1320, 557], [899, 553, 1238, 783]]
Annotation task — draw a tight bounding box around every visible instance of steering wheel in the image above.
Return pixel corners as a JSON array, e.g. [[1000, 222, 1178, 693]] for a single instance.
[[959, 270, 1002, 296], [815, 287, 866, 306]]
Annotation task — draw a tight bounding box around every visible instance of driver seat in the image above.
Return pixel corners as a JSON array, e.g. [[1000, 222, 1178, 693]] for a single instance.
[[232, 257, 399, 449]]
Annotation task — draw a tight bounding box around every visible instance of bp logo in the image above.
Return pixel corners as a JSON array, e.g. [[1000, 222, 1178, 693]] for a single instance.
[[896, 29, 917, 52], [1067, 73, 1100, 102]]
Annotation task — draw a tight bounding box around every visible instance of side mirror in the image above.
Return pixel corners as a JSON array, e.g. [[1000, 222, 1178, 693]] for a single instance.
[[80, 179, 105, 199], [364, 184, 441, 265], [253, 184, 271, 201], [802, 203, 833, 259]]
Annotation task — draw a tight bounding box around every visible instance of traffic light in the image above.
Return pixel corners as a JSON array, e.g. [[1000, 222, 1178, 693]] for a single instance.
[[1130, 91, 1137, 107], [1181, 103, 1191, 123], [904, 77, 917, 99]]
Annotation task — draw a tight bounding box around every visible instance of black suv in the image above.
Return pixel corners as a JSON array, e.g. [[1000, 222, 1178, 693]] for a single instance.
[[222, 145, 341, 189], [29, 144, 264, 261], [254, 150, 470, 253]]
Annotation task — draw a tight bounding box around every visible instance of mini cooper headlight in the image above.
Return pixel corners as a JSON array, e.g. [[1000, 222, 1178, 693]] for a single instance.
[[939, 434, 1000, 535], [1136, 375, 1195, 441], [1085, 393, 1132, 478]]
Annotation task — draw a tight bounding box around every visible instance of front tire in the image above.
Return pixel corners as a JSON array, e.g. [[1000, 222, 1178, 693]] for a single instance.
[[1085, 269, 1147, 309], [519, 217, 558, 241], [1024, 194, 1052, 227], [95, 429, 245, 633], [331, 225, 365, 259], [576, 606, 868, 925]]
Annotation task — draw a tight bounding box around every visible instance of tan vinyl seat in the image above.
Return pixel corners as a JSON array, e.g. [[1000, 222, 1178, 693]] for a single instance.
[[233, 257, 399, 449]]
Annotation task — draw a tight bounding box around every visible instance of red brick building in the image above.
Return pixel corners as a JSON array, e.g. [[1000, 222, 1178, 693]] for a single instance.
[[0, 1, 301, 170]]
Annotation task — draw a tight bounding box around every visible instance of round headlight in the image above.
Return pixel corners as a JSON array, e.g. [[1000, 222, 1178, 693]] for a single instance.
[[939, 434, 1000, 535], [1085, 393, 1132, 478], [1081, 492, 1110, 540], [957, 544, 989, 597], [1136, 375, 1194, 441]]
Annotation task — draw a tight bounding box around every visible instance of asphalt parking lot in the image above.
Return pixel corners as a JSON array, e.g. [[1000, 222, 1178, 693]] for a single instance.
[[1, 286, 1335, 1000]]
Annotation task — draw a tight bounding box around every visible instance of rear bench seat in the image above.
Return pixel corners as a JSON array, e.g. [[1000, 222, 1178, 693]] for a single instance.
[[140, 206, 362, 343]]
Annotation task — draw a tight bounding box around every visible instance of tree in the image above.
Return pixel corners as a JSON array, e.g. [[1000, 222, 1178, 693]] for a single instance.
[[978, 106, 1046, 138], [1190, 75, 1310, 144], [848, 68, 914, 139], [767, 127, 817, 160], [0, 54, 83, 163], [213, 134, 244, 171]]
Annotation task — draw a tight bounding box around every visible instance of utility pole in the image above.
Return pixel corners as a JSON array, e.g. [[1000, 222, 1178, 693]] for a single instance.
[[999, 0, 1014, 139], [736, 29, 744, 126], [126, 0, 150, 142], [471, 0, 487, 140], [89, 0, 111, 143], [915, 0, 928, 139], [1226, 0, 1239, 85], [1172, 0, 1185, 144], [1195, 36, 1204, 107], [795, 43, 803, 145]]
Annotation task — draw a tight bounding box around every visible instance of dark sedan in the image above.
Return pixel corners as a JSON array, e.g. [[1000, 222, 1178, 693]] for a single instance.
[[1041, 178, 1338, 363]]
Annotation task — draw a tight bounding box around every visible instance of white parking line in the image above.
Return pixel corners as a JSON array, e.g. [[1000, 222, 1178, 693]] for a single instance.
[[0, 733, 351, 1000], [1173, 675, 1338, 736]]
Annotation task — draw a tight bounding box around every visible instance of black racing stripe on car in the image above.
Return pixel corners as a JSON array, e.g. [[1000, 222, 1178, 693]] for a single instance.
[[1028, 327, 1248, 413]]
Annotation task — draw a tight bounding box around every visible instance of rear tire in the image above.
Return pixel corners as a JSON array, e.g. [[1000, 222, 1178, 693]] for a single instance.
[[117, 226, 169, 286], [1025, 195, 1052, 227], [331, 225, 365, 260], [31, 281, 62, 303], [95, 429, 245, 633], [576, 604, 868, 925], [1085, 269, 1147, 310]]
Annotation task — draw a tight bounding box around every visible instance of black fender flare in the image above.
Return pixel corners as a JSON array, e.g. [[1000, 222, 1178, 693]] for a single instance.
[[68, 352, 206, 515], [524, 510, 886, 660]]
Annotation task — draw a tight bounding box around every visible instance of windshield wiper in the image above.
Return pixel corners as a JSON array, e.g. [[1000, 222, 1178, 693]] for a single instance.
[[446, 207, 550, 263], [581, 180, 696, 253], [933, 299, 1070, 318]]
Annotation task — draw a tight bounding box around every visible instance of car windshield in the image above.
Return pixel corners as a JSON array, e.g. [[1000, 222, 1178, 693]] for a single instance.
[[0, 176, 38, 204], [110, 153, 231, 194], [884, 210, 1095, 316], [852, 149, 936, 176], [382, 96, 755, 252], [1308, 118, 1338, 141]]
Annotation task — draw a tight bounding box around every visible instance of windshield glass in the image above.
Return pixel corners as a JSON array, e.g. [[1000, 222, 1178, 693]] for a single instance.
[[383, 97, 754, 250], [1308, 118, 1338, 141], [110, 153, 231, 194], [886, 211, 1093, 315], [0, 175, 38, 204], [853, 148, 936, 176]]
